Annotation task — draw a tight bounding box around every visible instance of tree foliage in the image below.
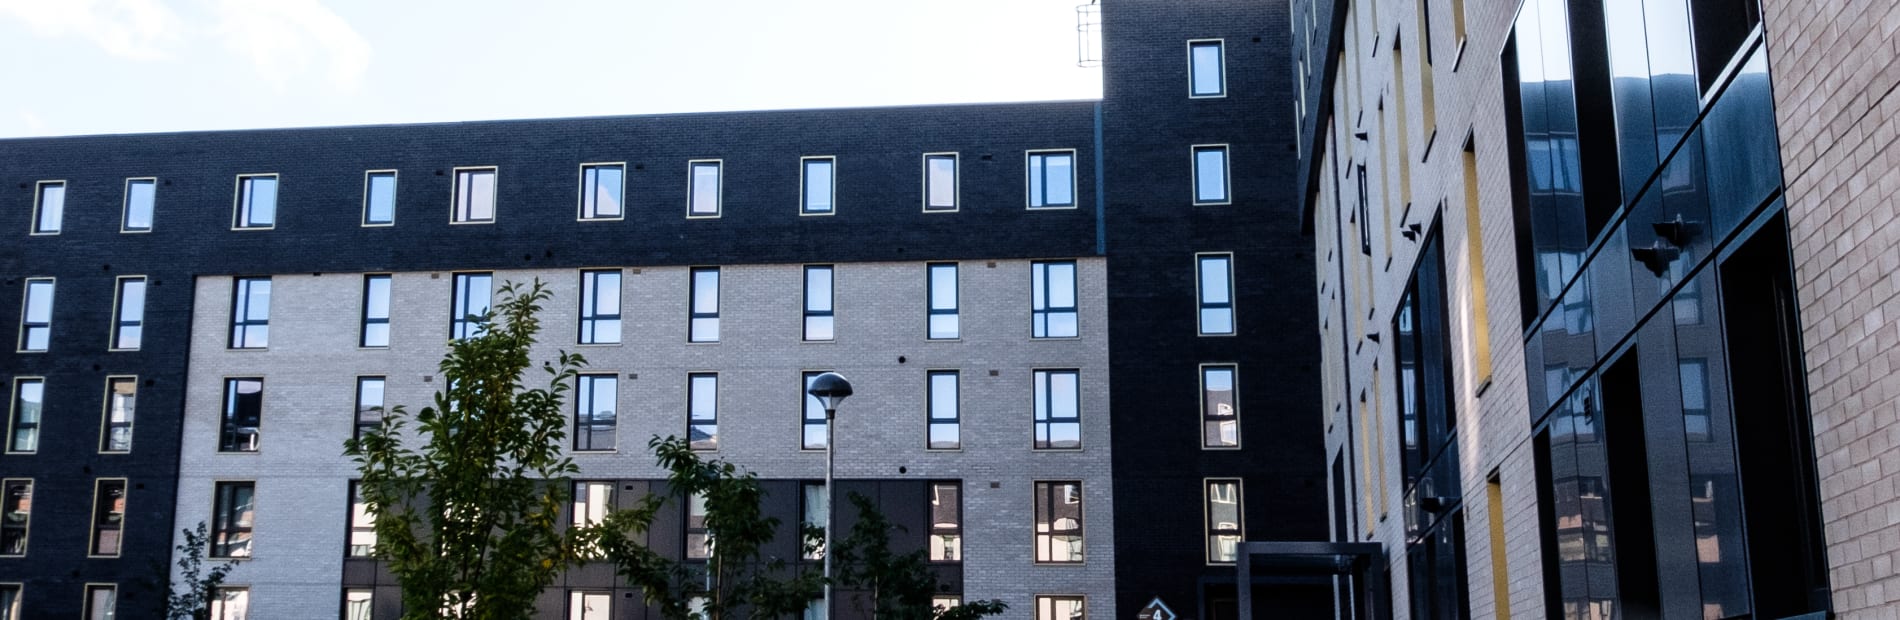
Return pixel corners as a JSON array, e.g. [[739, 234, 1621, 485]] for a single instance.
[[833, 493, 1007, 620], [165, 521, 237, 620]]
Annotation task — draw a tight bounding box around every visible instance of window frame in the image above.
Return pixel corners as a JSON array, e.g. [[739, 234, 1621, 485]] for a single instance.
[[88, 478, 127, 558], [209, 586, 249, 617], [346, 481, 375, 558], [450, 272, 494, 340], [110, 275, 147, 351], [361, 170, 398, 227], [567, 590, 613, 620], [17, 278, 53, 353], [928, 481, 962, 562], [353, 376, 385, 441], [82, 583, 116, 619], [1188, 38, 1228, 98], [1199, 364, 1241, 450], [231, 174, 279, 231], [99, 375, 137, 454], [803, 265, 834, 342], [687, 159, 723, 219], [1204, 478, 1244, 564], [688, 267, 720, 343], [0, 480, 31, 557], [121, 177, 158, 233], [1034, 595, 1088, 620], [6, 379, 43, 455], [800, 156, 837, 216], [449, 166, 499, 225], [1025, 150, 1079, 210], [1195, 253, 1237, 336], [28, 180, 65, 236], [210, 481, 256, 559], [927, 263, 959, 340], [228, 277, 270, 350], [923, 152, 960, 212], [927, 370, 960, 451], [1031, 261, 1080, 339], [573, 374, 618, 452], [576, 162, 627, 222], [685, 492, 711, 559], [218, 377, 264, 453], [1191, 144, 1233, 206], [1032, 480, 1085, 564], [688, 372, 719, 451], [801, 371, 832, 451], [578, 269, 623, 345], [1032, 369, 1082, 451], [360, 274, 392, 348], [343, 588, 374, 619], [800, 481, 827, 560]]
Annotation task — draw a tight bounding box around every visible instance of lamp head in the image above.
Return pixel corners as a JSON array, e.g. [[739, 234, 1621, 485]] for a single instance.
[[806, 372, 854, 411]]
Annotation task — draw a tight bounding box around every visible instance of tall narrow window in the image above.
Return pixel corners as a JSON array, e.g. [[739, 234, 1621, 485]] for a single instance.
[[229, 277, 270, 349], [451, 272, 493, 340], [924, 153, 959, 211], [90, 479, 126, 556], [8, 379, 43, 454], [1033, 370, 1081, 450], [579, 164, 625, 220], [1461, 138, 1493, 382], [928, 263, 959, 339], [804, 266, 834, 341], [801, 157, 835, 214], [1205, 479, 1243, 563], [801, 482, 827, 560], [1192, 145, 1231, 205], [929, 482, 961, 562], [354, 377, 384, 440], [211, 482, 255, 558], [1201, 365, 1240, 448], [83, 584, 115, 619], [1033, 481, 1084, 563], [574, 374, 617, 451], [1031, 261, 1079, 338], [452, 167, 497, 223], [689, 268, 720, 343], [1, 480, 30, 556], [30, 181, 64, 235], [568, 591, 612, 620], [363, 171, 397, 226], [111, 277, 146, 350], [1189, 39, 1226, 97], [689, 160, 722, 217], [101, 377, 136, 453], [18, 279, 53, 352], [344, 589, 373, 620], [571, 481, 612, 558], [688, 373, 718, 450], [1197, 254, 1236, 335], [360, 275, 391, 348], [1486, 471, 1510, 620], [802, 372, 831, 450], [123, 178, 157, 232], [209, 587, 248, 619], [928, 371, 960, 450], [233, 175, 277, 229], [685, 492, 711, 559], [219, 378, 263, 453], [348, 481, 375, 557], [1026, 151, 1077, 209], [579, 270, 622, 344]]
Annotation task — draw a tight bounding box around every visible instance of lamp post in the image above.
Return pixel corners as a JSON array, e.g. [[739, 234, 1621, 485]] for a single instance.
[[805, 372, 853, 619]]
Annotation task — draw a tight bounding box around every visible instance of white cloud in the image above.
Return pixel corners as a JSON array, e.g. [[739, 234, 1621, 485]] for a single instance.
[[0, 0, 183, 60], [210, 0, 371, 92]]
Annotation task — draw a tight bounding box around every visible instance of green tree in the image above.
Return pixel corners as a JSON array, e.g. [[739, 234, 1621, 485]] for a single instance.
[[164, 521, 237, 620], [833, 493, 1007, 620]]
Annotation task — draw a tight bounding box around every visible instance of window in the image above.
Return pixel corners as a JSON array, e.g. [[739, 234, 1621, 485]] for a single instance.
[[1037, 596, 1086, 620], [571, 481, 612, 558], [1031, 261, 1078, 338], [928, 263, 959, 339], [568, 591, 611, 620], [344, 589, 373, 620], [363, 171, 396, 226], [354, 377, 384, 440], [348, 481, 375, 557], [1197, 254, 1235, 335], [360, 275, 391, 347], [17, 278, 52, 352], [688, 373, 718, 450], [229, 277, 270, 349], [801, 482, 826, 560], [685, 492, 710, 559], [802, 372, 830, 450], [1026, 151, 1076, 208], [123, 178, 156, 232], [574, 375, 617, 451], [579, 164, 625, 220], [689, 268, 720, 343], [689, 160, 722, 217], [579, 270, 622, 344], [211, 482, 255, 558], [924, 153, 958, 211], [928, 371, 960, 450], [933, 596, 961, 613], [1, 480, 30, 556], [1034, 370, 1081, 450], [30, 181, 63, 235], [90, 479, 126, 556], [1201, 365, 1239, 448], [111, 277, 146, 350], [233, 175, 277, 229], [101, 377, 136, 453], [0, 584, 16, 619], [929, 482, 961, 561], [1205, 479, 1243, 563], [8, 380, 42, 454], [451, 272, 493, 340], [83, 584, 115, 620], [209, 587, 249, 619], [801, 157, 835, 214], [1033, 481, 1083, 563], [804, 266, 834, 341], [1192, 145, 1231, 205], [1189, 39, 1225, 97], [219, 378, 263, 453], [451, 167, 497, 223]]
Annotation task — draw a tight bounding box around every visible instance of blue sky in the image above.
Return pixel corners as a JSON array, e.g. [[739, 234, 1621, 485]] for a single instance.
[[0, 0, 1103, 138]]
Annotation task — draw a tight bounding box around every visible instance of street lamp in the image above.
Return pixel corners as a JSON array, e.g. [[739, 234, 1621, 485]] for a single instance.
[[805, 372, 853, 618]]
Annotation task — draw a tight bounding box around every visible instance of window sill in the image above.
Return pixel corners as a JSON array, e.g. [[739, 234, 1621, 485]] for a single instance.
[[574, 342, 623, 348], [1027, 205, 1080, 211], [926, 337, 962, 343]]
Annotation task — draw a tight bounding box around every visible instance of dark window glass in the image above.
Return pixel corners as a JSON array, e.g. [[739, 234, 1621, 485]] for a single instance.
[[579, 270, 622, 344], [1, 480, 31, 556], [1032, 261, 1078, 338], [90, 479, 126, 556], [354, 377, 384, 440], [18, 279, 53, 352], [219, 378, 263, 453], [574, 375, 616, 451], [102, 377, 136, 453], [1033, 370, 1081, 449], [690, 268, 720, 342], [360, 275, 391, 347], [229, 277, 270, 349], [235, 176, 277, 229], [688, 373, 718, 451], [364, 172, 396, 225], [113, 277, 146, 350], [1027, 152, 1075, 208], [451, 273, 492, 340], [804, 266, 834, 341], [212, 482, 255, 558], [7, 381, 41, 453], [1201, 366, 1239, 448], [1033, 481, 1084, 563]]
